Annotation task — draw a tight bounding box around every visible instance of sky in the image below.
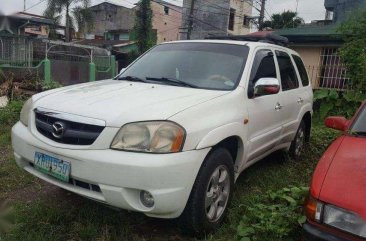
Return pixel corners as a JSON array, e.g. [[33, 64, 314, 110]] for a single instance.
[[1, 0, 326, 23]]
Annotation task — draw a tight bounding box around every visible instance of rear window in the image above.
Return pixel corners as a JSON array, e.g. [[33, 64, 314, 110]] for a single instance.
[[292, 55, 310, 86]]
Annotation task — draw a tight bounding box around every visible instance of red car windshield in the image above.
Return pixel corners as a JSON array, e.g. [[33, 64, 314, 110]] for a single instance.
[[351, 104, 366, 136]]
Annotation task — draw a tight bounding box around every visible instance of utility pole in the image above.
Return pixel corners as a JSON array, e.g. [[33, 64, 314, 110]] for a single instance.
[[24, 0, 26, 11], [258, 0, 266, 31], [187, 0, 196, 40]]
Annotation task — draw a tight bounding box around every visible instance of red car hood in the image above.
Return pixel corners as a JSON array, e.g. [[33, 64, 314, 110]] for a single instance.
[[319, 135, 366, 220]]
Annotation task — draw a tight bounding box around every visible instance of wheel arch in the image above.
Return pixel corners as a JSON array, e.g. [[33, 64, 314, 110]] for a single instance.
[[196, 123, 245, 169]]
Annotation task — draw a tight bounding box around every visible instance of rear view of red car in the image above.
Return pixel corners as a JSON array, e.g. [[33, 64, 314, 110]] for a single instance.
[[303, 101, 366, 241]]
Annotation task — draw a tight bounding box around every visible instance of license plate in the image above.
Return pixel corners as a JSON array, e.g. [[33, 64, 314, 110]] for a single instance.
[[34, 152, 71, 182]]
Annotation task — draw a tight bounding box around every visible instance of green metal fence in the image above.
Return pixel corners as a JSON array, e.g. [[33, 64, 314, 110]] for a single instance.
[[0, 34, 117, 85]]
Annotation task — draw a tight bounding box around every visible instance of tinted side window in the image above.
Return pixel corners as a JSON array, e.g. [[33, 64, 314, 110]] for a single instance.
[[292, 55, 310, 86], [249, 50, 276, 87], [276, 51, 299, 91]]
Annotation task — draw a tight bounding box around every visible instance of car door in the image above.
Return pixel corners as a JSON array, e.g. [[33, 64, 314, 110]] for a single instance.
[[246, 49, 282, 162], [275, 50, 302, 144], [292, 54, 313, 110]]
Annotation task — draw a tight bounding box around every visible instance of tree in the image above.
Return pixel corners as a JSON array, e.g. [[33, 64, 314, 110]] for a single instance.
[[261, 11, 304, 30], [133, 0, 155, 54], [338, 10, 366, 91], [44, 0, 93, 41]]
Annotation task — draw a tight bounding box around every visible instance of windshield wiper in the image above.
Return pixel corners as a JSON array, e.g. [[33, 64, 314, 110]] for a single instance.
[[146, 77, 198, 88], [118, 75, 148, 83]]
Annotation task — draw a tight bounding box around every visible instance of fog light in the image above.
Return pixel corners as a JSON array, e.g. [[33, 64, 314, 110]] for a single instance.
[[140, 191, 154, 208]]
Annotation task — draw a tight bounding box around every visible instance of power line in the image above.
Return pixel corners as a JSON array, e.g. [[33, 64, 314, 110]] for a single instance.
[[24, 0, 47, 12]]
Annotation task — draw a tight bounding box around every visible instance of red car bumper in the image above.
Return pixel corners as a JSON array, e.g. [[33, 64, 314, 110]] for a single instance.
[[302, 222, 365, 241]]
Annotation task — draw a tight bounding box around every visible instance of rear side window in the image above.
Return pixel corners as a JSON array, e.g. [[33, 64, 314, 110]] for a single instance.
[[276, 51, 299, 91], [292, 55, 310, 86], [249, 50, 277, 87]]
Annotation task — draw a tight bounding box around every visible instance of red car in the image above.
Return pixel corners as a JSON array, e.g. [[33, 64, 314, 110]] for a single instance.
[[303, 101, 366, 241]]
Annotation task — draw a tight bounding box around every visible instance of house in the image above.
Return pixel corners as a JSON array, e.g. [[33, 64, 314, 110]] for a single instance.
[[271, 0, 366, 90], [180, 0, 253, 40], [88, 0, 182, 43], [274, 24, 346, 90], [88, 1, 136, 40], [325, 0, 366, 23], [151, 0, 182, 43], [0, 12, 54, 38]]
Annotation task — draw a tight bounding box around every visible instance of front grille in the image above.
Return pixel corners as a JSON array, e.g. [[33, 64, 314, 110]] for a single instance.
[[34, 109, 105, 145]]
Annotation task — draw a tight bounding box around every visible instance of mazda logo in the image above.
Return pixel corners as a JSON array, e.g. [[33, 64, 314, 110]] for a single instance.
[[52, 122, 65, 139]]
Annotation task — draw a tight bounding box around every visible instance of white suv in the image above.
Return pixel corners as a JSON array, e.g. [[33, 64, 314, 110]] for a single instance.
[[12, 38, 313, 234]]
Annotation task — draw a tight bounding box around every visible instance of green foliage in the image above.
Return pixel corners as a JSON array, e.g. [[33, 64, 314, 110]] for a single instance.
[[44, 0, 92, 41], [133, 0, 156, 54], [338, 10, 366, 91], [42, 79, 63, 91], [0, 101, 23, 126], [314, 89, 365, 120], [237, 186, 308, 241], [262, 11, 304, 30]]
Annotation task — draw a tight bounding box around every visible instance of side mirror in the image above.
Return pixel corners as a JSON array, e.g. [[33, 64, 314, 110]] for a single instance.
[[119, 68, 126, 75], [325, 116, 349, 131], [254, 78, 280, 98]]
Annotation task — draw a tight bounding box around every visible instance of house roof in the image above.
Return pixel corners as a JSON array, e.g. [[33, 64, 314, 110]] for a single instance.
[[151, 0, 183, 10], [274, 24, 344, 46], [10, 12, 54, 25], [90, 1, 136, 10]]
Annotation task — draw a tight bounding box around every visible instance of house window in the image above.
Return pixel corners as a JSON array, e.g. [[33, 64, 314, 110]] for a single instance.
[[228, 8, 235, 31], [164, 6, 169, 15], [243, 15, 250, 27], [318, 48, 350, 90]]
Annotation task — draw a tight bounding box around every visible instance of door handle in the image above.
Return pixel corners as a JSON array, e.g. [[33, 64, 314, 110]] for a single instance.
[[275, 103, 283, 111], [297, 97, 304, 104]]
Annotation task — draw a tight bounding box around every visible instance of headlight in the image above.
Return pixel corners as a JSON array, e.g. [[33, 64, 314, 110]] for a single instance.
[[111, 121, 185, 153], [305, 195, 366, 238], [20, 98, 33, 126], [323, 205, 366, 238]]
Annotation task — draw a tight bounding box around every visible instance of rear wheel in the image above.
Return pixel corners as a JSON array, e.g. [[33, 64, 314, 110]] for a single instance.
[[180, 148, 234, 236], [290, 121, 306, 159]]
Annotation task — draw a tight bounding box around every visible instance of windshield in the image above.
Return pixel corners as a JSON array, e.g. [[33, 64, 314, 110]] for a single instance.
[[118, 42, 249, 90], [351, 104, 366, 136]]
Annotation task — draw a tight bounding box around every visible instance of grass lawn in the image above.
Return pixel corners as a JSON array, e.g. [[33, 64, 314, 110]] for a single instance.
[[0, 101, 339, 241]]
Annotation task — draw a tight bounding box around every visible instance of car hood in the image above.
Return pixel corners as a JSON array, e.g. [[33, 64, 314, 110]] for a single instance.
[[35, 80, 229, 127], [319, 135, 366, 220]]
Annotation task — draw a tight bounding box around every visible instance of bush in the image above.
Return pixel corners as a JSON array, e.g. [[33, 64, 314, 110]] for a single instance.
[[0, 101, 23, 126], [237, 186, 308, 241], [314, 89, 365, 120]]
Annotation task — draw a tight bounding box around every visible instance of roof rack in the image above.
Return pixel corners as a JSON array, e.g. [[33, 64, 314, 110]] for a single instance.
[[205, 33, 289, 47]]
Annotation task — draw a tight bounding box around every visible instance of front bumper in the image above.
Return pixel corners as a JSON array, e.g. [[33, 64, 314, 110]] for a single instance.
[[302, 222, 362, 241], [11, 121, 210, 218]]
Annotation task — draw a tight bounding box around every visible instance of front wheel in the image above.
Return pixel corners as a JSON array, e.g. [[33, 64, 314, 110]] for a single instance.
[[180, 148, 234, 236]]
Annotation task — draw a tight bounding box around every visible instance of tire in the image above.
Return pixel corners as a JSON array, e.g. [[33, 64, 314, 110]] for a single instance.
[[289, 120, 306, 159], [180, 148, 234, 236]]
